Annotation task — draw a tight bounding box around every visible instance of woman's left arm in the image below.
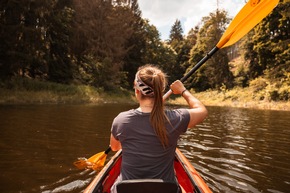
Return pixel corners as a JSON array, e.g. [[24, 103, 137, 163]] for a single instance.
[[110, 134, 122, 151]]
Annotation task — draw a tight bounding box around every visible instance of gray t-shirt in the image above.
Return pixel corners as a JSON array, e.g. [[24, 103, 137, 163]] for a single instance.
[[111, 108, 190, 182]]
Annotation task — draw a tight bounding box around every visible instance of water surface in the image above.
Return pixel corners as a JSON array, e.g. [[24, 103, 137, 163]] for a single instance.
[[0, 104, 289, 192]]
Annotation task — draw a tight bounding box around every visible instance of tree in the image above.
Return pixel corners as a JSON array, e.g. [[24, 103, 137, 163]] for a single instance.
[[179, 26, 199, 73], [123, 0, 147, 88], [47, 0, 74, 83], [168, 19, 183, 45], [187, 10, 233, 91], [165, 19, 191, 83], [140, 19, 176, 84], [0, 0, 52, 80], [244, 0, 290, 81], [70, 0, 136, 89], [0, 0, 75, 83]]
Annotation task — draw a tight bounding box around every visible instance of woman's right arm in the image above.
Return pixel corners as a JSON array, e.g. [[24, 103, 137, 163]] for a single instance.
[[170, 80, 208, 128]]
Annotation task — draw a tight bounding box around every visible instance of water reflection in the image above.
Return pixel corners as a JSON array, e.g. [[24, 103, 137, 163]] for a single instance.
[[0, 104, 135, 193], [179, 107, 290, 193], [0, 104, 289, 193]]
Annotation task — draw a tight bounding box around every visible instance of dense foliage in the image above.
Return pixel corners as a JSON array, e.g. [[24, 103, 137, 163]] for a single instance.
[[243, 0, 290, 100], [187, 10, 234, 91], [0, 0, 289, 100]]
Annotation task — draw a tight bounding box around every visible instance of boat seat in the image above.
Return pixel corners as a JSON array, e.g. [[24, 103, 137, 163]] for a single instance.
[[116, 179, 180, 193]]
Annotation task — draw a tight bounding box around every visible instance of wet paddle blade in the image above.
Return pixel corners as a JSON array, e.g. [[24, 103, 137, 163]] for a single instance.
[[73, 151, 105, 170], [73, 147, 111, 170], [73, 158, 88, 170], [87, 151, 106, 162], [91, 154, 107, 170], [217, 0, 279, 48]]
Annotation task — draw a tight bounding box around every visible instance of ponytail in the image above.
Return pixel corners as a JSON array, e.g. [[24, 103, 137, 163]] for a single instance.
[[137, 65, 169, 147]]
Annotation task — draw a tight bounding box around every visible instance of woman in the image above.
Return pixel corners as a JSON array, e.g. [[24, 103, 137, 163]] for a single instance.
[[110, 64, 208, 192]]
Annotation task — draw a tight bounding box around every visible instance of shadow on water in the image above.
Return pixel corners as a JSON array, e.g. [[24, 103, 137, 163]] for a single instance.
[[0, 104, 289, 192]]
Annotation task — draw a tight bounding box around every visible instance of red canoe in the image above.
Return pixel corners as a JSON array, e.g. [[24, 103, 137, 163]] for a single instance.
[[84, 148, 212, 193]]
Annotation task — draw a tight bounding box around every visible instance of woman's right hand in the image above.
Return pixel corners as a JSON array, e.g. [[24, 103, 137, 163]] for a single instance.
[[170, 80, 186, 95]]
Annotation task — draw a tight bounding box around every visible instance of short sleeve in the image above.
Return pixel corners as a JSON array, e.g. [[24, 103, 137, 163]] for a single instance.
[[166, 109, 190, 134], [111, 116, 121, 140], [175, 109, 190, 133]]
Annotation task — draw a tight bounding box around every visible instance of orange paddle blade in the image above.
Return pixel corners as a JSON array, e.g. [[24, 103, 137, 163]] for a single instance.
[[73, 158, 88, 170], [217, 0, 279, 48], [91, 153, 107, 170], [73, 151, 106, 170], [73, 147, 111, 170]]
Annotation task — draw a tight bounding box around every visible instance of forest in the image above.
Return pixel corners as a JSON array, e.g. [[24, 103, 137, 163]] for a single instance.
[[0, 0, 289, 102]]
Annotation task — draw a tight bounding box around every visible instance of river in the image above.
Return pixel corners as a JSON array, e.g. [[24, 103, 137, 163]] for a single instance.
[[0, 104, 289, 193]]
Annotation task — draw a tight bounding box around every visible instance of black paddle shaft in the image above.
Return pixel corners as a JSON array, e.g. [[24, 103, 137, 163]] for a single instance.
[[163, 46, 220, 100], [180, 46, 219, 83], [105, 147, 112, 154]]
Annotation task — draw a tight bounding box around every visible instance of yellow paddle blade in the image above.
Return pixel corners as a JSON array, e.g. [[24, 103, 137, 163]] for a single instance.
[[217, 0, 279, 48], [73, 151, 105, 170], [73, 147, 111, 170], [73, 158, 88, 170], [91, 154, 107, 170], [87, 151, 106, 162]]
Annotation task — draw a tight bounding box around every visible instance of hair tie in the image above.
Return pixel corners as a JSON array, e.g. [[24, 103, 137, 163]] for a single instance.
[[135, 72, 154, 96]]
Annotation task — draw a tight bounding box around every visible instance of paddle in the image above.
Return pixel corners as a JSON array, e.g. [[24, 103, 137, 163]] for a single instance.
[[163, 0, 279, 100], [73, 147, 111, 170]]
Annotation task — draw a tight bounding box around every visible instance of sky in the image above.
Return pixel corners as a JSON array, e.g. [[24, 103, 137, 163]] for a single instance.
[[138, 0, 247, 40]]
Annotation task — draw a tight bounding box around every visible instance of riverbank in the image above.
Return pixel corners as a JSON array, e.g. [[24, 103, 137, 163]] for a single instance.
[[1, 87, 290, 111], [0, 78, 289, 111], [0, 78, 133, 105], [0, 87, 133, 105], [169, 89, 290, 111]]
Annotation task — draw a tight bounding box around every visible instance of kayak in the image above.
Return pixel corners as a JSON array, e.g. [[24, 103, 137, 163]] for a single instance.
[[84, 148, 212, 193]]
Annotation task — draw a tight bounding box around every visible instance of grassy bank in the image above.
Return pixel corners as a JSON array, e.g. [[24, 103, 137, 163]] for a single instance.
[[1, 78, 289, 111], [169, 87, 290, 111], [0, 78, 133, 105]]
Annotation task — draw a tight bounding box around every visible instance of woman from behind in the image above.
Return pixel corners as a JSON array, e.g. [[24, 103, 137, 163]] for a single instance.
[[110, 64, 208, 193]]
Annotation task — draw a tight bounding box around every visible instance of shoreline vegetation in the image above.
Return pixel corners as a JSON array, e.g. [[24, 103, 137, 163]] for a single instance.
[[0, 79, 289, 111], [171, 90, 290, 111]]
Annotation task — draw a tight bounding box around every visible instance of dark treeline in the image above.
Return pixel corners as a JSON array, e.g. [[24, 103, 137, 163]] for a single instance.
[[0, 0, 289, 99]]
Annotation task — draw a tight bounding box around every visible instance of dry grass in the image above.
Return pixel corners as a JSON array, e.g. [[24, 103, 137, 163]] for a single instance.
[[0, 78, 134, 105], [168, 87, 290, 111], [1, 78, 289, 111]]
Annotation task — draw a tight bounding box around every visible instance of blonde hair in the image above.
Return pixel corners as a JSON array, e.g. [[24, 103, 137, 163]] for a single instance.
[[137, 64, 169, 147]]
